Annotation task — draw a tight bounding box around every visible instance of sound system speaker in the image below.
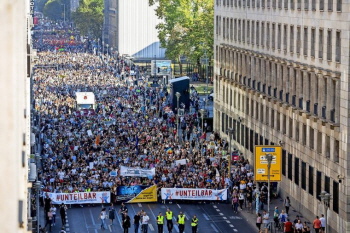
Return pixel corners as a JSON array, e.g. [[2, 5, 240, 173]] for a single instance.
[[169, 76, 190, 111]]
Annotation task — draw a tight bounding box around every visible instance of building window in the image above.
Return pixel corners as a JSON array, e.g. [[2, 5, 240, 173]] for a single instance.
[[267, 0, 271, 8], [316, 171, 322, 200], [252, 21, 255, 44], [247, 21, 250, 44], [312, 0, 316, 10], [311, 28, 316, 57], [319, 28, 323, 58], [320, 0, 324, 10], [328, 0, 333, 11], [283, 24, 287, 51], [334, 140, 339, 163], [295, 157, 299, 185], [256, 21, 260, 46], [278, 24, 282, 49], [288, 153, 293, 180], [238, 20, 241, 42], [278, 0, 282, 8], [317, 131, 322, 154], [242, 20, 246, 43], [295, 120, 299, 142], [234, 19, 237, 41], [309, 127, 314, 149], [301, 161, 306, 190], [273, 0, 276, 8], [305, 0, 309, 9], [336, 0, 342, 11], [297, 0, 301, 9], [309, 166, 314, 195], [290, 0, 294, 9], [252, 0, 255, 7], [327, 29, 332, 61], [290, 25, 294, 52], [283, 114, 287, 134], [266, 22, 270, 48], [262, 0, 265, 8], [297, 26, 301, 54], [277, 112, 281, 131], [325, 176, 330, 194], [289, 117, 293, 137], [266, 107, 270, 125], [271, 109, 275, 128], [336, 31, 341, 62], [303, 27, 308, 56], [216, 16, 219, 35], [333, 181, 339, 213], [284, 0, 288, 9], [272, 23, 276, 49]]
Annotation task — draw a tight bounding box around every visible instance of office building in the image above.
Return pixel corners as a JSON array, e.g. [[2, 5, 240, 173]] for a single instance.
[[214, 0, 349, 232]]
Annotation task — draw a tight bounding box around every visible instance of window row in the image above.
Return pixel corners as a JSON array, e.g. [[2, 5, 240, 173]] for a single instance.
[[216, 0, 342, 11], [216, 17, 342, 62], [219, 111, 339, 213]]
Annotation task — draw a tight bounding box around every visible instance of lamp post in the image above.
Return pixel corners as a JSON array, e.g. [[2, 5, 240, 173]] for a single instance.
[[61, 4, 66, 23], [226, 128, 234, 177], [106, 44, 109, 59], [176, 92, 181, 142], [265, 153, 273, 217], [98, 38, 100, 55], [35, 180, 41, 233], [102, 41, 104, 55], [200, 109, 205, 134], [319, 191, 331, 233]]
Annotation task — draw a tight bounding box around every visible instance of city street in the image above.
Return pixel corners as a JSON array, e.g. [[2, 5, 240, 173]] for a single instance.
[[66, 202, 256, 233]]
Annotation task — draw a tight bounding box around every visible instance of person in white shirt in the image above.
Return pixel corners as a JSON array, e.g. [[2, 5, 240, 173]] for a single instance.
[[49, 205, 57, 226], [294, 219, 303, 231], [141, 212, 150, 233], [319, 214, 326, 232]]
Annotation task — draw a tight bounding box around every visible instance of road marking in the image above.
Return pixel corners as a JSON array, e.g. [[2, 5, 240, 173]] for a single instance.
[[213, 205, 218, 208], [149, 224, 155, 231], [216, 209, 220, 211], [138, 203, 142, 207], [184, 212, 190, 220], [177, 204, 181, 209], [108, 224, 112, 232], [203, 214, 209, 220], [172, 218, 180, 232], [222, 217, 227, 219], [219, 213, 224, 215], [229, 224, 234, 227], [226, 220, 231, 223], [229, 216, 243, 219], [210, 223, 219, 232], [233, 229, 238, 232]]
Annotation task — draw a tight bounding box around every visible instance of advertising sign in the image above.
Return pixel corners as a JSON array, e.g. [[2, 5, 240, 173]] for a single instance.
[[47, 191, 110, 204], [254, 146, 282, 181], [127, 185, 157, 203], [161, 188, 227, 201], [151, 60, 172, 75], [120, 166, 155, 177]]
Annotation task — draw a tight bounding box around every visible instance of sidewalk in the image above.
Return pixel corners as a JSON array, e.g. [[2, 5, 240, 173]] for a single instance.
[[239, 197, 312, 232]]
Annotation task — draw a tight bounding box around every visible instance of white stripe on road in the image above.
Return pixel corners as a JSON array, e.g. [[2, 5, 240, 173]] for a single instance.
[[219, 213, 224, 215], [210, 223, 219, 232], [226, 220, 230, 223], [138, 203, 142, 207], [229, 224, 234, 227], [108, 224, 112, 232], [203, 214, 209, 220], [172, 218, 180, 232], [184, 212, 189, 220], [149, 224, 155, 231], [222, 216, 227, 219], [177, 204, 181, 209], [213, 205, 218, 208]]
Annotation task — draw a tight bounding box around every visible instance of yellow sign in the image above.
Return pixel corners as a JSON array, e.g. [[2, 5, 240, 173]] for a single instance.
[[127, 185, 157, 203], [254, 146, 282, 182]]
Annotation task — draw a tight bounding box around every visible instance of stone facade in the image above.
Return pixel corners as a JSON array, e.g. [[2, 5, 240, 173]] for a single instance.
[[214, 0, 350, 232]]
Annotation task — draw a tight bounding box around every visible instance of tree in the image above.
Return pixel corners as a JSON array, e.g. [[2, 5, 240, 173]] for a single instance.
[[43, 0, 70, 21], [72, 0, 103, 39], [149, 0, 213, 65], [35, 0, 49, 13]]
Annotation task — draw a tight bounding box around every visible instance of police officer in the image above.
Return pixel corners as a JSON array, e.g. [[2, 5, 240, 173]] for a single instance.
[[157, 212, 164, 233], [191, 215, 198, 233], [177, 212, 186, 233], [165, 208, 173, 233]]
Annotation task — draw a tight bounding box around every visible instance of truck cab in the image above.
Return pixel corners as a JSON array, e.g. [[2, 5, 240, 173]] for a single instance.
[[75, 92, 96, 110]]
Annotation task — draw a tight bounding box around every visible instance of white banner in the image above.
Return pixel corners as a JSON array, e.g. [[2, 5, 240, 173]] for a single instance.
[[47, 192, 111, 204], [120, 166, 155, 177], [161, 188, 228, 201], [175, 159, 188, 166]]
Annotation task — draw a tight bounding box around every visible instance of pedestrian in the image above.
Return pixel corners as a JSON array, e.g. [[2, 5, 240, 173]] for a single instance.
[[156, 212, 164, 233], [99, 207, 107, 230], [294, 219, 303, 232], [165, 208, 173, 233], [278, 210, 288, 228], [319, 214, 326, 232], [177, 212, 186, 233], [238, 190, 245, 210], [232, 195, 239, 213], [49, 204, 56, 226], [123, 212, 131, 233], [191, 215, 198, 233], [313, 216, 321, 233], [45, 210, 53, 232], [284, 196, 291, 215], [141, 212, 150, 233], [60, 227, 66, 233], [262, 210, 269, 233], [134, 211, 141, 233], [108, 204, 116, 225], [273, 206, 279, 227], [120, 202, 128, 220], [283, 218, 293, 233], [59, 203, 67, 226], [256, 213, 262, 231]]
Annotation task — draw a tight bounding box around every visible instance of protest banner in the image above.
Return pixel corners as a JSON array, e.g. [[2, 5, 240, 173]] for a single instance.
[[174, 159, 188, 166], [120, 166, 155, 177], [161, 188, 227, 201], [47, 191, 110, 204], [127, 185, 157, 203]]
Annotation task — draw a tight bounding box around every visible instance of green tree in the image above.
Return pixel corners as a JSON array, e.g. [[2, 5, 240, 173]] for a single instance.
[[43, 0, 70, 21], [150, 0, 213, 66], [72, 0, 103, 39], [35, 0, 49, 13]]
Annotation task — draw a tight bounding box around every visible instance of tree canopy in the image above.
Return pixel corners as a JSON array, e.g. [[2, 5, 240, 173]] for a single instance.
[[72, 0, 104, 39], [149, 0, 214, 64]]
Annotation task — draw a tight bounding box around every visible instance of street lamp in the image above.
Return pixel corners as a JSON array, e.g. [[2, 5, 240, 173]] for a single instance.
[[319, 191, 331, 233], [61, 4, 66, 23], [176, 92, 181, 142], [35, 180, 41, 233], [265, 153, 273, 217], [226, 128, 234, 176], [106, 44, 109, 59], [102, 41, 104, 55], [200, 108, 205, 134]]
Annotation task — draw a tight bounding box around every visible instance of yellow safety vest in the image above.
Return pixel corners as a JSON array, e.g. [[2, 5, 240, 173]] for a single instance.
[[166, 211, 173, 220], [157, 216, 164, 224], [191, 218, 198, 226], [178, 215, 185, 224]]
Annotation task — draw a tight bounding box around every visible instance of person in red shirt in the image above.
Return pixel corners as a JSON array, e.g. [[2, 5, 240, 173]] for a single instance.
[[284, 219, 293, 233], [313, 216, 322, 233]]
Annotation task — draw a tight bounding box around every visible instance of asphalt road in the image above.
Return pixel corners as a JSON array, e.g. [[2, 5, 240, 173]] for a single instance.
[[66, 202, 256, 233]]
